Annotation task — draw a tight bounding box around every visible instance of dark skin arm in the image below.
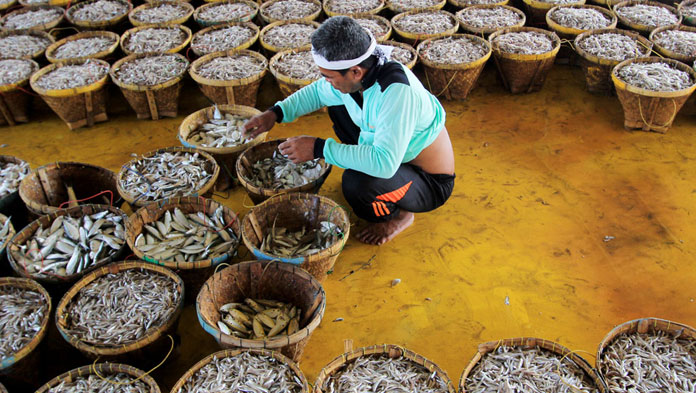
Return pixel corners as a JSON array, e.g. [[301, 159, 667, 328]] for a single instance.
[[243, 110, 317, 164]]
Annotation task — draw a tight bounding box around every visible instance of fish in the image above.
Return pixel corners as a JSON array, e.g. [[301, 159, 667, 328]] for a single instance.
[[0, 34, 52, 59], [130, 3, 189, 24], [492, 32, 555, 55], [262, 22, 316, 50], [259, 218, 341, 258], [185, 109, 255, 148], [197, 2, 255, 23], [420, 36, 489, 65], [576, 32, 649, 62], [51, 37, 117, 60], [45, 372, 150, 392], [194, 54, 266, 81], [547, 7, 612, 30], [273, 50, 320, 81], [393, 11, 456, 36], [33, 60, 109, 91], [113, 54, 188, 86], [323, 0, 380, 14], [0, 7, 63, 30], [247, 149, 323, 190], [262, 0, 320, 21], [67, 0, 130, 22], [191, 25, 256, 55], [456, 6, 525, 30], [217, 298, 301, 340], [124, 26, 187, 54], [0, 286, 47, 360], [616, 62, 693, 92]]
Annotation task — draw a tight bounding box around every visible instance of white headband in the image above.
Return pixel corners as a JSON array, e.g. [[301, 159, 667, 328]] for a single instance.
[[311, 35, 378, 70]]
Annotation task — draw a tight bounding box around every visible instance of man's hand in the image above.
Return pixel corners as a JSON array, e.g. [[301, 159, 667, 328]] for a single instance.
[[279, 136, 317, 164], [243, 110, 277, 139]]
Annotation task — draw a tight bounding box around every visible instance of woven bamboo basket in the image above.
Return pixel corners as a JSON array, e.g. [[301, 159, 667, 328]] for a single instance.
[[120, 24, 192, 55], [387, 0, 446, 13], [193, 0, 259, 27], [189, 50, 267, 106], [488, 27, 560, 93], [170, 348, 310, 392], [0, 5, 64, 32], [323, 0, 385, 16], [522, 0, 585, 27], [29, 59, 110, 129], [110, 52, 189, 120], [190, 21, 259, 57], [352, 14, 392, 42], [129, 1, 195, 26], [236, 139, 332, 204], [259, 19, 318, 54], [269, 48, 320, 98], [65, 0, 133, 31], [179, 104, 267, 190], [574, 28, 652, 94], [314, 343, 457, 393], [391, 9, 459, 46], [0, 59, 38, 126], [678, 0, 696, 26], [259, 0, 321, 24], [35, 363, 161, 393], [649, 25, 696, 64], [18, 161, 119, 216], [0, 277, 50, 388], [546, 4, 616, 64], [417, 34, 492, 100], [382, 39, 417, 68], [196, 260, 326, 361], [456, 4, 526, 36], [460, 337, 608, 392], [54, 261, 184, 364], [0, 30, 54, 61], [448, 0, 509, 7], [611, 56, 696, 133], [241, 193, 349, 283], [613, 0, 680, 36], [45, 30, 120, 63]]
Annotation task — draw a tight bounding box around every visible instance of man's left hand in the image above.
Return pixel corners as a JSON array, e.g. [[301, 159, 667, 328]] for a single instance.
[[279, 136, 316, 164]]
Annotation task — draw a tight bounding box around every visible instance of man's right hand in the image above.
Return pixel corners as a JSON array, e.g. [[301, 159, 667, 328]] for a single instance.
[[243, 110, 278, 139]]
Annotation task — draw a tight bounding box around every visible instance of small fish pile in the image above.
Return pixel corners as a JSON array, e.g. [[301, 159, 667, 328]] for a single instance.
[[68, 0, 129, 22], [197, 2, 255, 23], [325, 355, 450, 393], [615, 4, 679, 28], [534, 0, 578, 4], [388, 45, 414, 64], [47, 373, 150, 393], [124, 27, 186, 54], [616, 62, 693, 91], [0, 59, 35, 86], [51, 37, 116, 60], [196, 53, 265, 80], [0, 0, 13, 5], [394, 11, 455, 35], [354, 17, 389, 39], [325, 0, 382, 14], [0, 218, 13, 248], [0, 33, 52, 58], [134, 206, 239, 262], [21, 0, 48, 4], [191, 25, 255, 55], [176, 352, 304, 393], [260, 220, 341, 257], [465, 345, 599, 392], [652, 29, 696, 58], [548, 7, 612, 30], [64, 268, 180, 345], [216, 298, 301, 339], [600, 330, 696, 393], [577, 33, 647, 61], [249, 151, 323, 189], [120, 151, 214, 203], [456, 0, 504, 4], [389, 0, 442, 12], [263, 22, 316, 49], [263, 0, 320, 20], [14, 211, 125, 278], [1, 7, 62, 30], [420, 36, 489, 64], [33, 60, 108, 91], [274, 50, 320, 80], [0, 160, 30, 198], [186, 107, 252, 147], [0, 286, 46, 361], [457, 6, 523, 29], [682, 3, 696, 19], [131, 3, 189, 24], [493, 31, 554, 54], [113, 54, 187, 86]]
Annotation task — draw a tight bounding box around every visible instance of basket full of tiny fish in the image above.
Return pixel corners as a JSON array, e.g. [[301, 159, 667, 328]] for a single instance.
[[189, 50, 267, 107], [193, 0, 259, 27], [196, 260, 326, 360], [679, 0, 696, 26], [269, 48, 321, 98], [129, 1, 194, 27], [387, 0, 446, 13], [0, 213, 15, 264], [0, 58, 38, 126], [45, 31, 120, 63], [0, 5, 64, 32], [0, 30, 54, 61], [190, 22, 259, 57], [353, 15, 392, 43], [323, 0, 385, 16], [35, 363, 161, 393], [260, 20, 319, 53], [545, 4, 616, 64], [649, 25, 696, 64], [391, 10, 459, 45], [65, 0, 132, 31], [120, 25, 192, 55], [613, 0, 680, 36], [382, 40, 418, 69], [455, 5, 526, 36], [520, 0, 585, 27], [260, 0, 322, 24], [0, 156, 30, 204]]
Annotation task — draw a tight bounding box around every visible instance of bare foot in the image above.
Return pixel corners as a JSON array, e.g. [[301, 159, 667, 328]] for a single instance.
[[356, 211, 414, 245]]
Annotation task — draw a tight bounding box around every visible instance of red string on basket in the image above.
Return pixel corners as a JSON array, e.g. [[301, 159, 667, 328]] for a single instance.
[[185, 46, 194, 63], [11, 86, 40, 97], [58, 190, 114, 209], [124, 253, 137, 260]]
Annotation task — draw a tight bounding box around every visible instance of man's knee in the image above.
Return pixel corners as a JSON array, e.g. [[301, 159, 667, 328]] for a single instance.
[[342, 170, 395, 222]]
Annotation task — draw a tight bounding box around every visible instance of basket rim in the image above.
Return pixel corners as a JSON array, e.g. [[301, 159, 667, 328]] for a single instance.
[[611, 56, 696, 97], [323, 0, 385, 16], [488, 26, 562, 60], [448, 0, 510, 7], [35, 362, 161, 393], [522, 0, 585, 10], [260, 0, 322, 24], [120, 24, 192, 56], [45, 30, 120, 63], [193, 0, 259, 26], [190, 21, 259, 57], [611, 0, 681, 32], [0, 5, 64, 32], [381, 39, 418, 68], [268, 47, 320, 84], [0, 212, 16, 253], [65, 0, 133, 27], [545, 4, 617, 36], [110, 52, 189, 90], [128, 0, 195, 27], [259, 19, 320, 52], [189, 49, 267, 86], [648, 24, 696, 63], [0, 29, 55, 60], [573, 27, 652, 66], [178, 103, 266, 153], [0, 58, 39, 92], [29, 58, 110, 97], [386, 0, 446, 13], [417, 33, 492, 69], [351, 13, 393, 42], [455, 4, 526, 35], [391, 9, 459, 40]]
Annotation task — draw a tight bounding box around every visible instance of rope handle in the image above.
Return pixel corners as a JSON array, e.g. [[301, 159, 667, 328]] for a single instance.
[[559, 38, 575, 51], [58, 190, 114, 209], [91, 334, 175, 386], [556, 349, 596, 393], [638, 96, 677, 130]]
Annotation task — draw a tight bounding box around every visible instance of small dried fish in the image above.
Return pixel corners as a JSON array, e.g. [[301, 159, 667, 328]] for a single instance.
[[64, 268, 181, 346], [548, 7, 612, 30], [68, 0, 129, 22], [33, 59, 109, 90], [22, 0, 49, 4], [187, 107, 252, 147], [131, 3, 189, 24], [0, 59, 35, 86], [616, 62, 693, 91], [260, 220, 341, 257], [457, 6, 523, 29], [197, 2, 255, 23], [191, 25, 255, 55], [217, 298, 301, 339], [113, 54, 187, 85], [0, 286, 46, 361], [177, 352, 304, 393], [0, 34, 52, 58], [615, 4, 679, 28], [0, 160, 29, 198], [576, 33, 648, 61], [47, 373, 150, 393], [389, 0, 441, 12], [263, 0, 320, 20], [652, 29, 696, 58], [533, 0, 579, 4], [354, 17, 389, 39], [196, 53, 265, 80], [52, 37, 116, 59], [0, 217, 13, 247], [387, 45, 414, 64], [493, 31, 554, 55], [325, 0, 382, 14], [274, 50, 320, 80], [263, 22, 316, 50], [420, 36, 488, 64], [456, 0, 503, 4], [124, 26, 186, 54], [0, 8, 63, 30], [249, 150, 323, 190], [394, 11, 455, 35]]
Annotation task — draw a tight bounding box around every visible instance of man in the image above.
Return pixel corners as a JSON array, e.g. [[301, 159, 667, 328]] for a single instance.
[[244, 16, 455, 245]]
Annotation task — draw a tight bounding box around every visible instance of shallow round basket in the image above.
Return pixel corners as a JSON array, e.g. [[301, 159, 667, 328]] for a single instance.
[[0, 5, 64, 32], [0, 30, 54, 61], [522, 0, 585, 27], [120, 24, 192, 55], [417, 34, 492, 100], [35, 363, 161, 393], [612, 0, 681, 35], [449, 0, 509, 7], [129, 0, 195, 26], [65, 0, 133, 30], [678, 0, 696, 26], [323, 0, 385, 16], [241, 192, 349, 283], [0, 59, 39, 126], [260, 0, 322, 24], [196, 260, 326, 361], [382, 39, 418, 68], [459, 337, 608, 392], [193, 0, 259, 27], [269, 48, 320, 98], [649, 24, 696, 64], [352, 14, 392, 42], [314, 344, 457, 393], [45, 31, 120, 63], [611, 56, 696, 132], [488, 26, 561, 93], [387, 0, 446, 13], [190, 21, 259, 57], [456, 4, 526, 36], [391, 9, 459, 46], [545, 4, 617, 37], [259, 19, 319, 53], [54, 261, 184, 363], [171, 348, 310, 392]]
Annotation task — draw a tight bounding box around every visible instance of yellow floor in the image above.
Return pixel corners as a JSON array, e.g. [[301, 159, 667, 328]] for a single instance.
[[4, 62, 696, 391]]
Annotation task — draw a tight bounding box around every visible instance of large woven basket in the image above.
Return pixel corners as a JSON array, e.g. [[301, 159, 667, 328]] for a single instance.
[[546, 4, 616, 64], [190, 21, 259, 57], [259, 19, 319, 53], [241, 193, 350, 283], [45, 30, 120, 63], [179, 104, 267, 190], [0, 30, 54, 61], [574, 28, 652, 94], [196, 260, 326, 361], [678, 0, 696, 26], [649, 25, 696, 64], [386, 0, 446, 13], [120, 24, 192, 55], [382, 39, 417, 68], [417, 34, 492, 100], [460, 337, 608, 392], [269, 48, 320, 98], [612, 0, 681, 35], [0, 5, 64, 32], [391, 9, 459, 46], [29, 59, 110, 130], [522, 0, 586, 27], [54, 261, 184, 364], [65, 0, 133, 31], [35, 363, 161, 393], [193, 0, 259, 27], [611, 56, 696, 133], [0, 59, 38, 126], [259, 0, 321, 24], [323, 0, 385, 16], [314, 344, 457, 393], [456, 5, 526, 36], [129, 0, 195, 26], [488, 27, 561, 93]]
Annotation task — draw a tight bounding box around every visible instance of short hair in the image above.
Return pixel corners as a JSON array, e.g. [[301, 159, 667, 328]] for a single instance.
[[311, 16, 372, 63]]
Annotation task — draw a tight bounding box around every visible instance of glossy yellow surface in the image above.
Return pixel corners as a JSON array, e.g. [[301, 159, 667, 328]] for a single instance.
[[4, 63, 696, 391]]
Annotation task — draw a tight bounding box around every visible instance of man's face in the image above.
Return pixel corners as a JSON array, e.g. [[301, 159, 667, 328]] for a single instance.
[[318, 66, 363, 94]]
